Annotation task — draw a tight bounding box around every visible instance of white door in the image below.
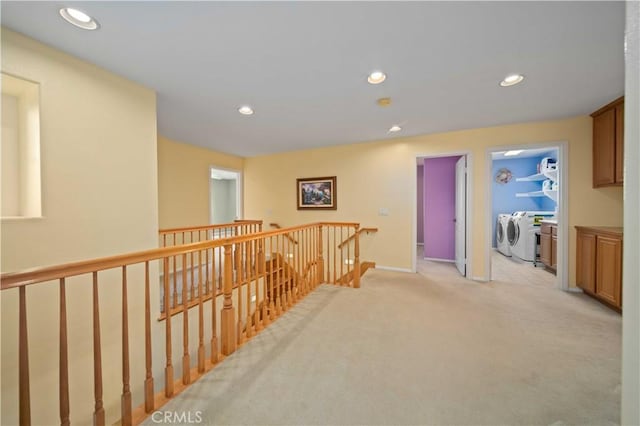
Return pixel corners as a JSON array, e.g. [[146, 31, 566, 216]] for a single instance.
[[455, 156, 467, 276]]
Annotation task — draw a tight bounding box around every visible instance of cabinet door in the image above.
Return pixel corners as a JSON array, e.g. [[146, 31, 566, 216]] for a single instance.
[[576, 231, 596, 293], [615, 103, 624, 184], [551, 236, 557, 270], [540, 233, 552, 266], [592, 109, 616, 187], [596, 236, 622, 308]]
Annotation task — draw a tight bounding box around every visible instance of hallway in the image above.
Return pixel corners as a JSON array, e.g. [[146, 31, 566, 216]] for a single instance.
[[145, 266, 621, 425]]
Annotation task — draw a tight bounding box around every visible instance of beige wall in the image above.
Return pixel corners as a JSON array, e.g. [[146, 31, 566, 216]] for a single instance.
[[1, 29, 159, 424], [244, 116, 623, 284], [158, 135, 244, 229]]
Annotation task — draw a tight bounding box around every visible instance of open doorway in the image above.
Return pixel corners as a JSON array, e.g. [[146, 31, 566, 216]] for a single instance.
[[209, 167, 242, 224], [487, 143, 568, 289], [415, 154, 470, 278]]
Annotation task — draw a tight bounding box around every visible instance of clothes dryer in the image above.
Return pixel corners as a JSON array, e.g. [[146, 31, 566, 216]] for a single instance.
[[507, 211, 555, 261], [496, 213, 512, 256]]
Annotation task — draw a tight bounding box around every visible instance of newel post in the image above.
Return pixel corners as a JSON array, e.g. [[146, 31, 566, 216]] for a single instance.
[[353, 225, 361, 288], [317, 225, 324, 284], [221, 244, 237, 355]]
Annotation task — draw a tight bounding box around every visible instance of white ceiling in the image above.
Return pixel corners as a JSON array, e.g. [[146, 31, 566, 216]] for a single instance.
[[491, 147, 558, 160], [1, 1, 625, 158]]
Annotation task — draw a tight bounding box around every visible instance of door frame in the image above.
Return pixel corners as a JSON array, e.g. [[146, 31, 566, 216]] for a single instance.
[[209, 165, 243, 224], [485, 141, 570, 290], [413, 151, 473, 278]]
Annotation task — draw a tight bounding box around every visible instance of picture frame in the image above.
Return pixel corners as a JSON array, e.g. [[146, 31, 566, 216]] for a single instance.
[[296, 176, 337, 210]]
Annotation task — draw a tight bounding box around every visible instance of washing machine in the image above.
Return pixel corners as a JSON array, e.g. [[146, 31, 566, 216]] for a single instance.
[[507, 211, 555, 261], [496, 213, 512, 256]]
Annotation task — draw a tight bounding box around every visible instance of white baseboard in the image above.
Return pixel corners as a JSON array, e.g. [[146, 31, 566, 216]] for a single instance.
[[472, 276, 490, 283], [376, 265, 413, 273], [565, 287, 584, 293], [423, 257, 455, 263]]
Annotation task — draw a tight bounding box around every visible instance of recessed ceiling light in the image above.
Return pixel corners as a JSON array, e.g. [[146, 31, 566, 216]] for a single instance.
[[500, 74, 524, 87], [367, 71, 386, 85], [504, 150, 523, 156], [238, 106, 254, 115], [59, 7, 99, 30], [389, 125, 402, 133]]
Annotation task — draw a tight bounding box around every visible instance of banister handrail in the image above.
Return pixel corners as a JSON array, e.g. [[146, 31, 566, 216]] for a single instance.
[[1, 222, 358, 290], [158, 220, 262, 235], [337, 227, 378, 249]]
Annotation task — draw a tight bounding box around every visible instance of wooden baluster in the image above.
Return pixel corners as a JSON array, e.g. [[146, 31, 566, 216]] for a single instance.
[[333, 227, 337, 284], [348, 227, 352, 286], [269, 237, 276, 321], [19, 286, 31, 426], [163, 257, 174, 397], [59, 279, 70, 426], [245, 240, 253, 339], [318, 225, 324, 285], [198, 250, 205, 373], [312, 228, 317, 288], [211, 248, 219, 363], [354, 226, 361, 288], [283, 236, 290, 308], [217, 245, 223, 298], [92, 273, 105, 425], [298, 229, 304, 296], [289, 236, 295, 304], [221, 244, 237, 355], [276, 236, 283, 316], [121, 267, 132, 426], [236, 243, 244, 345], [303, 228, 315, 290], [325, 227, 330, 285], [144, 263, 154, 412], [205, 248, 210, 296], [172, 253, 178, 309], [163, 234, 167, 248], [181, 254, 190, 385], [340, 227, 344, 286], [190, 232, 195, 303], [255, 239, 265, 332]]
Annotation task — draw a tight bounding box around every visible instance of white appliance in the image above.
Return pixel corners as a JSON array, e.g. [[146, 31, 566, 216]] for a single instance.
[[507, 211, 555, 261], [496, 213, 512, 256]]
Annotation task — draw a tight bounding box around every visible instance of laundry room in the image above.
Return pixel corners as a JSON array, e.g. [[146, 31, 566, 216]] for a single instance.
[[491, 147, 560, 285]]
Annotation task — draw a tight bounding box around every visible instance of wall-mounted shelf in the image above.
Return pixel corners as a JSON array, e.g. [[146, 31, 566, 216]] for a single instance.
[[516, 191, 545, 198], [543, 188, 558, 203], [515, 160, 558, 202], [516, 173, 546, 182]]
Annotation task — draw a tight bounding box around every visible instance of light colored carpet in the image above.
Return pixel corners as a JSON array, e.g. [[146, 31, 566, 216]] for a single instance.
[[143, 258, 621, 426]]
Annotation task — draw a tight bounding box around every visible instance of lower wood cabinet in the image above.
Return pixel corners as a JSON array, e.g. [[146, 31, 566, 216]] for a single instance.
[[540, 222, 557, 273], [576, 226, 623, 311]]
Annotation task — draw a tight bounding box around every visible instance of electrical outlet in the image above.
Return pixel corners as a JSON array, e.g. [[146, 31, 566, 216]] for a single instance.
[[379, 208, 389, 216]]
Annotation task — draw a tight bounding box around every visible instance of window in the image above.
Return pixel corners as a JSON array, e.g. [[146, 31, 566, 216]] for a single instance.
[[1, 73, 42, 218]]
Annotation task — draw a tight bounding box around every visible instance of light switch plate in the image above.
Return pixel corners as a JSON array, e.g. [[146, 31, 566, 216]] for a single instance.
[[379, 208, 389, 216]]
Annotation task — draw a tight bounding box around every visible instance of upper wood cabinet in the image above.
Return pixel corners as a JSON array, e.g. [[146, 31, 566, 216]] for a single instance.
[[591, 96, 624, 187]]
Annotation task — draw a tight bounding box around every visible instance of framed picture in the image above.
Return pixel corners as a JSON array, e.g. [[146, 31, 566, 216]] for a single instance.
[[296, 176, 337, 210]]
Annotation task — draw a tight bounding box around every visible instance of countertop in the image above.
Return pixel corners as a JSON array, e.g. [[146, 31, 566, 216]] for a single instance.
[[575, 226, 624, 237]]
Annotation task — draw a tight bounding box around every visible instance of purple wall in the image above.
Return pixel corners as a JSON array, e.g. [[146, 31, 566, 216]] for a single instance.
[[423, 156, 460, 260], [417, 165, 424, 244]]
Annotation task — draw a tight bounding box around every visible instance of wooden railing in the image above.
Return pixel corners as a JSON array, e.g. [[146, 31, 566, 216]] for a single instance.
[[337, 227, 378, 249], [159, 220, 263, 247], [0, 222, 361, 425], [269, 222, 298, 244], [158, 220, 262, 317]]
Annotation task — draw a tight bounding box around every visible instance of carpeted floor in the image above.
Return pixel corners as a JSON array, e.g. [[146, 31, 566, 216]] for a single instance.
[[143, 257, 622, 426]]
